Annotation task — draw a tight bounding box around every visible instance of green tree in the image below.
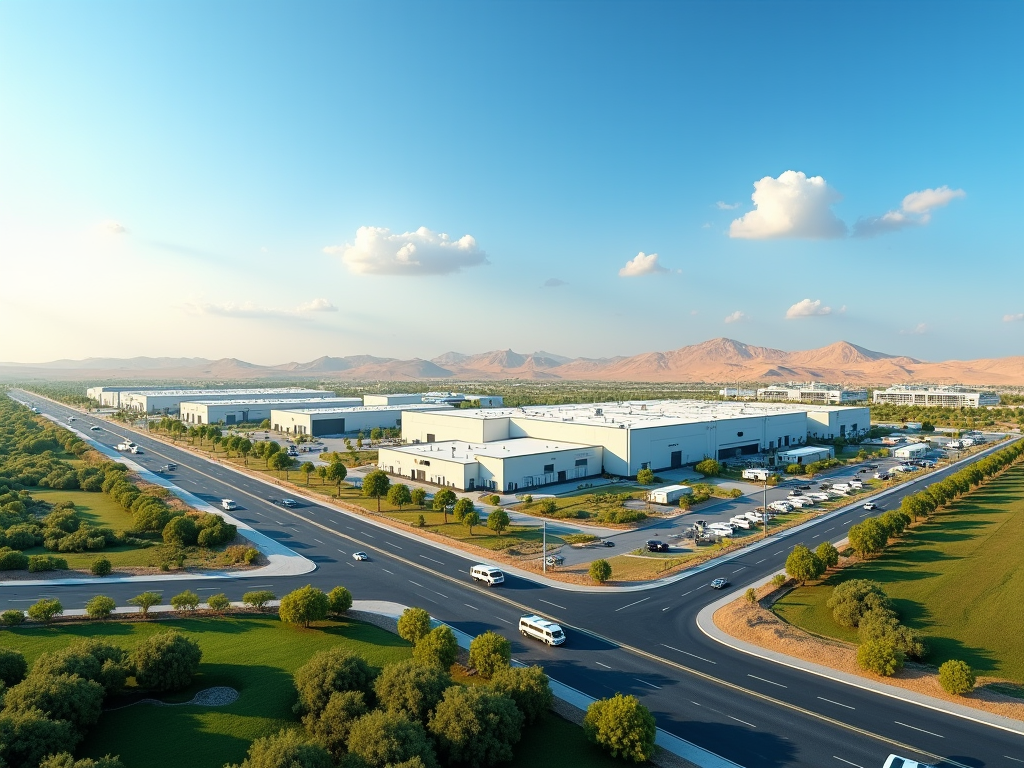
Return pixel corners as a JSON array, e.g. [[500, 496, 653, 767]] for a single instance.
[[3, 672, 105, 731], [635, 467, 655, 485], [815, 541, 840, 570], [938, 660, 976, 695], [279, 584, 330, 628], [745, 587, 758, 604], [349, 710, 438, 768], [462, 508, 480, 534], [293, 647, 376, 718], [268, 451, 294, 478], [785, 545, 825, 584], [316, 465, 328, 485], [432, 488, 457, 523], [856, 639, 904, 676], [301, 462, 315, 485], [326, 460, 348, 496], [85, 595, 116, 619], [428, 686, 523, 768], [469, 631, 512, 678], [488, 665, 553, 724], [848, 517, 889, 557], [411, 487, 427, 508], [583, 693, 657, 763], [362, 470, 391, 512], [127, 591, 161, 617], [0, 708, 79, 768], [0, 648, 28, 686], [327, 585, 353, 617], [694, 457, 721, 477], [589, 559, 612, 583], [132, 631, 202, 692], [207, 593, 230, 612], [373, 659, 452, 723], [39, 753, 126, 768], [162, 515, 198, 546], [827, 580, 892, 628], [387, 483, 412, 509], [857, 610, 927, 660], [28, 598, 63, 624], [453, 497, 474, 523], [242, 590, 276, 611], [486, 494, 502, 505], [238, 438, 253, 465], [397, 607, 432, 645], [413, 625, 459, 670], [171, 590, 200, 613], [370, 427, 383, 441], [486, 508, 510, 536], [225, 728, 333, 768], [303, 690, 368, 759]]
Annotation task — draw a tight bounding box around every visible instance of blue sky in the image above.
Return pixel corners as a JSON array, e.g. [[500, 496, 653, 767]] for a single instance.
[[1, 0, 1022, 365]]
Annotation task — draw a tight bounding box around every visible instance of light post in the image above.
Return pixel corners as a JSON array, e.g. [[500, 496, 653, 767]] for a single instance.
[[763, 478, 769, 539], [542, 519, 547, 574]]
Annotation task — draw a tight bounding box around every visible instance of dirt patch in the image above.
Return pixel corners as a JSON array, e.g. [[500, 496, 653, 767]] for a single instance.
[[714, 590, 1024, 722]]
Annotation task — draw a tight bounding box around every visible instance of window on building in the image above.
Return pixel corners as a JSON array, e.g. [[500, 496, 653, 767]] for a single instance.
[[575, 458, 588, 467], [543, 464, 554, 474]]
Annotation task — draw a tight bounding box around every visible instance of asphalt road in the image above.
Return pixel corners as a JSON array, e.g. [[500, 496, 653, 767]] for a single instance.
[[7, 392, 1023, 768]]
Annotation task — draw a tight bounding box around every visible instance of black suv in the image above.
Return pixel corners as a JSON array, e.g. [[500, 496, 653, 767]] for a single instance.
[[646, 540, 669, 552]]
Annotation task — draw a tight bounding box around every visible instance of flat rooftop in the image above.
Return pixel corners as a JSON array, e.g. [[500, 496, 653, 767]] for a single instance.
[[126, 388, 329, 397], [383, 437, 598, 464], [274, 404, 451, 416], [181, 397, 360, 407]]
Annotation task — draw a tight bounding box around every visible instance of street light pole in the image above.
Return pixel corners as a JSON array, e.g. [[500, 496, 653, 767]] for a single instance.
[[542, 520, 547, 574], [763, 478, 768, 539]]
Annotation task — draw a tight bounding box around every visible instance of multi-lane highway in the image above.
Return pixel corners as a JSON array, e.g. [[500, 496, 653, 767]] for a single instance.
[[7, 392, 1022, 768]]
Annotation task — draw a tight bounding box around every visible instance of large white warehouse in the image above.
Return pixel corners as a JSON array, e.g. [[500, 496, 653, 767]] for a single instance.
[[271, 404, 452, 437], [180, 397, 361, 425], [873, 385, 1000, 408], [87, 386, 168, 408], [121, 388, 333, 414]]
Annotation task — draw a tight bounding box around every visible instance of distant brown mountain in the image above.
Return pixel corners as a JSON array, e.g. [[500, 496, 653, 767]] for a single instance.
[[1, 339, 1021, 385]]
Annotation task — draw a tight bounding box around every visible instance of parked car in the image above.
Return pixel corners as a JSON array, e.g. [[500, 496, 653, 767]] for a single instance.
[[646, 540, 669, 552], [867, 464, 879, 469], [545, 555, 564, 567], [788, 489, 803, 496], [710, 578, 730, 589], [858, 468, 869, 473], [282, 499, 298, 507], [882, 756, 935, 768], [67, 416, 76, 422], [352, 551, 369, 561]]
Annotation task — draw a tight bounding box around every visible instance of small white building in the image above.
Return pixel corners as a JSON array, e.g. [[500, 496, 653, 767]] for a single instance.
[[718, 388, 756, 398], [893, 443, 928, 459], [648, 484, 693, 504], [776, 445, 834, 466], [363, 394, 424, 406], [271, 404, 451, 437], [180, 397, 361, 426]]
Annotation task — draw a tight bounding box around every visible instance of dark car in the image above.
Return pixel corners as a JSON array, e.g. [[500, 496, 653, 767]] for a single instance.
[[267, 498, 281, 505], [818, 483, 831, 490], [646, 540, 669, 552], [867, 464, 879, 469], [798, 484, 811, 490], [601, 540, 615, 547], [858, 468, 869, 473], [282, 499, 298, 508]]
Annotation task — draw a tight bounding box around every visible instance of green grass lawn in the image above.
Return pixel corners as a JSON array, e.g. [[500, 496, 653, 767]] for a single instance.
[[0, 616, 625, 768], [773, 463, 1024, 683], [31, 488, 135, 530]]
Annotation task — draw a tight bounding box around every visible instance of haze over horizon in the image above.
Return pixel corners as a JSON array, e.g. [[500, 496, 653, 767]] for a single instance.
[[2, 1, 1022, 365]]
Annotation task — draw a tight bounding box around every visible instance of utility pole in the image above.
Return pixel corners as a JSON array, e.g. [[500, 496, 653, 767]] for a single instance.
[[542, 520, 547, 574], [763, 478, 769, 539]]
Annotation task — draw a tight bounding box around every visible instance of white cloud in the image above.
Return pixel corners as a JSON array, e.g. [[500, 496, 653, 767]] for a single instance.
[[785, 298, 832, 319], [1003, 313, 1024, 323], [690, 309, 699, 316], [187, 298, 337, 320], [900, 323, 929, 336], [324, 226, 487, 276], [724, 310, 747, 324], [543, 278, 568, 288], [618, 252, 668, 277], [729, 171, 846, 240], [102, 221, 127, 234], [715, 201, 740, 210], [702, 222, 712, 229], [853, 185, 965, 237], [296, 298, 338, 312]]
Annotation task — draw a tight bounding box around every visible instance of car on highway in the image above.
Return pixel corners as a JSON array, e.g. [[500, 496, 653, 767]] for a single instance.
[[90, 425, 102, 431], [470, 564, 505, 586], [160, 464, 176, 473], [863, 502, 877, 510], [352, 551, 369, 561], [221, 499, 238, 511], [883, 756, 935, 768], [646, 540, 669, 552], [601, 540, 615, 547], [68, 416, 76, 422], [519, 614, 565, 646], [282, 499, 298, 507], [130, 446, 143, 454], [710, 577, 730, 589]]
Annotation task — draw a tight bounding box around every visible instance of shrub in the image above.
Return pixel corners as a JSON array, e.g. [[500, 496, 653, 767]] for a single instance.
[[785, 463, 803, 474], [397, 607, 433, 645], [489, 665, 553, 724], [413, 625, 459, 671], [589, 559, 612, 583], [827, 580, 891, 628], [280, 585, 330, 628], [857, 610, 927, 660], [0, 547, 30, 570], [938, 660, 976, 695], [292, 647, 376, 718], [583, 693, 657, 763], [745, 587, 757, 604], [0, 707, 80, 768], [856, 639, 904, 676], [39, 754, 126, 768], [162, 515, 198, 546], [28, 598, 63, 624], [815, 541, 840, 569], [771, 574, 787, 588], [303, 690, 368, 759], [90, 557, 112, 576], [373, 659, 451, 723], [327, 586, 353, 617], [0, 647, 28, 686], [428, 686, 522, 768], [785, 544, 825, 584], [207, 593, 231, 612], [171, 590, 200, 613], [538, 499, 557, 515], [416, 514, 426, 527], [127, 591, 161, 617], [31, 639, 128, 694], [225, 728, 333, 768], [486, 494, 501, 505], [3, 672, 105, 731], [85, 595, 116, 619], [28, 555, 69, 572], [243, 590, 276, 611], [469, 631, 512, 678], [636, 468, 655, 485], [694, 458, 721, 477], [349, 710, 438, 768], [132, 631, 202, 692]]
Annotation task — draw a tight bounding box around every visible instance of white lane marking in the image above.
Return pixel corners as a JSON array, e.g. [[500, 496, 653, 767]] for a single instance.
[[196, 587, 220, 591], [363, 532, 375, 538], [496, 617, 512, 624], [337, 549, 347, 555], [817, 696, 855, 710], [774, 550, 785, 555], [615, 596, 651, 612], [680, 589, 695, 597], [755, 558, 767, 564], [409, 581, 424, 588], [660, 644, 716, 664], [728, 715, 756, 728], [347, 562, 355, 567], [595, 661, 612, 669], [313, 538, 325, 544], [385, 541, 403, 549], [381, 568, 394, 575], [250, 585, 274, 588], [833, 757, 864, 768], [634, 678, 661, 689], [433, 592, 449, 599], [662, 605, 673, 612], [747, 674, 786, 688], [731, 568, 745, 574], [894, 721, 943, 738], [539, 599, 566, 610], [1004, 756, 1024, 763], [464, 603, 478, 610], [419, 555, 444, 565]]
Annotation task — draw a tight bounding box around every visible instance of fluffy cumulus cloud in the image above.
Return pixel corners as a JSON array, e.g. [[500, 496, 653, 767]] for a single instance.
[[543, 278, 568, 288], [324, 226, 487, 276], [187, 298, 337, 320], [1004, 313, 1024, 323], [853, 185, 966, 237], [618, 252, 668, 277], [729, 171, 847, 240], [724, 310, 747, 324], [785, 298, 832, 319], [715, 201, 739, 210]]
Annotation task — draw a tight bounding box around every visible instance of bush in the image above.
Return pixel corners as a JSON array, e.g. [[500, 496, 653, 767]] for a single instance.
[[589, 559, 612, 583], [225, 727, 333, 768], [938, 660, 976, 695], [292, 647, 376, 718], [771, 574, 787, 588], [132, 631, 202, 692], [538, 499, 557, 515], [0, 547, 29, 570], [827, 580, 892, 628], [0, 647, 28, 686], [814, 541, 840, 569], [745, 587, 757, 604], [428, 686, 522, 768], [28, 554, 69, 572], [486, 494, 501, 505], [635, 468, 655, 485], [171, 590, 200, 613], [303, 690, 368, 759], [243, 590, 276, 611], [785, 463, 803, 474], [856, 639, 904, 676], [3, 672, 105, 731], [411, 488, 427, 508], [413, 625, 459, 670], [327, 586, 353, 617], [848, 517, 889, 557], [373, 659, 451, 723], [31, 639, 128, 694], [39, 754, 126, 768], [279, 585, 330, 627], [0, 707, 79, 768], [28, 598, 63, 623], [90, 557, 112, 576], [583, 693, 657, 763], [162, 515, 198, 546], [126, 591, 161, 617], [85, 595, 116, 619], [857, 610, 927, 660], [694, 458, 721, 477], [397, 607, 432, 645], [207, 593, 231, 612], [489, 665, 553, 724], [349, 710, 438, 768], [469, 631, 512, 678]]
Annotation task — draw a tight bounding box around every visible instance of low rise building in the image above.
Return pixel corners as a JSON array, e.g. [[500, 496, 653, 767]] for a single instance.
[[87, 386, 167, 408], [271, 404, 451, 437], [363, 394, 425, 406], [872, 385, 1000, 408], [180, 397, 361, 426], [758, 384, 868, 404], [718, 388, 756, 398], [776, 445, 834, 466], [647, 484, 692, 504], [120, 388, 332, 414], [893, 442, 928, 459]]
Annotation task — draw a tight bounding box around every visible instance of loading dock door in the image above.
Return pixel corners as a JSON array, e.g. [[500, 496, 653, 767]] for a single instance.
[[670, 451, 682, 468], [717, 443, 760, 460], [312, 417, 346, 437], [557, 470, 567, 482]]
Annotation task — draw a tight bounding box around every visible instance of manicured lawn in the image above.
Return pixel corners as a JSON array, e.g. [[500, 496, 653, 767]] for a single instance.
[[0, 615, 623, 768], [773, 463, 1024, 683], [31, 488, 134, 530]]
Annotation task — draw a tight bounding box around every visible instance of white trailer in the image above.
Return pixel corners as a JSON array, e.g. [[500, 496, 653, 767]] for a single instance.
[[648, 484, 693, 504], [742, 468, 777, 482]]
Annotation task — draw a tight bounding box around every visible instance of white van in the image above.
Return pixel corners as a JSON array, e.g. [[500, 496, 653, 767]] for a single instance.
[[882, 756, 935, 768], [470, 564, 505, 586], [221, 499, 238, 511], [519, 615, 565, 646]]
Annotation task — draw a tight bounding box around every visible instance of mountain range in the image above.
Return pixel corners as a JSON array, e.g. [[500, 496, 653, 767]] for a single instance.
[[1, 339, 1022, 385]]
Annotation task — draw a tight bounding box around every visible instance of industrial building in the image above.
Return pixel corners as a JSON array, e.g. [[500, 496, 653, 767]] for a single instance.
[[120, 388, 332, 414], [179, 397, 361, 425], [270, 404, 451, 437], [363, 394, 427, 406], [758, 384, 868, 404], [893, 442, 929, 459], [776, 445, 834, 466], [718, 388, 756, 398], [872, 385, 1000, 408], [362, 392, 504, 407], [377, 438, 602, 492], [790, 404, 870, 441], [87, 386, 168, 408]]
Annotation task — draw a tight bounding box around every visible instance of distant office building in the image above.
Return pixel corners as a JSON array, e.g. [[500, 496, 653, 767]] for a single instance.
[[872, 385, 1000, 408], [270, 404, 452, 437], [180, 397, 361, 425], [757, 384, 868, 405], [719, 388, 756, 398], [120, 388, 332, 414]]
